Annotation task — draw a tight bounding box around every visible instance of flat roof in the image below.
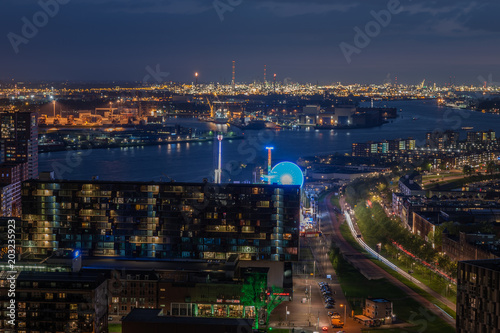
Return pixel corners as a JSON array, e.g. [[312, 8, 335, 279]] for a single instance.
[[18, 271, 106, 283], [461, 259, 500, 272], [123, 309, 254, 326], [367, 298, 391, 303], [82, 258, 235, 272], [24, 179, 300, 189]]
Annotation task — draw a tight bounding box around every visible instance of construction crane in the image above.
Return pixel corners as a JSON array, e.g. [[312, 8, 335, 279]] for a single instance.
[[420, 79, 426, 89], [206, 97, 215, 118]]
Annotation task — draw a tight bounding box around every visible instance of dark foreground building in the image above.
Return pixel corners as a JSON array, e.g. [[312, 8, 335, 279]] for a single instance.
[[21, 179, 300, 262], [457, 260, 500, 333], [122, 309, 253, 333], [0, 270, 108, 333]]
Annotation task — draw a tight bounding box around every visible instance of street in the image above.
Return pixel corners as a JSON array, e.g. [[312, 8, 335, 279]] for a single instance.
[[329, 193, 456, 328], [270, 190, 456, 332]]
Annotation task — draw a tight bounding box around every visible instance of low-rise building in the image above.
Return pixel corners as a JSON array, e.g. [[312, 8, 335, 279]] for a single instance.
[[398, 174, 425, 197], [443, 232, 500, 262], [362, 298, 393, 324], [107, 270, 159, 320], [0, 270, 108, 333]]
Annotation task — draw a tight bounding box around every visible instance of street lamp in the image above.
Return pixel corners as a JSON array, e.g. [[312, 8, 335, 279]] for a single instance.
[[340, 304, 346, 327]]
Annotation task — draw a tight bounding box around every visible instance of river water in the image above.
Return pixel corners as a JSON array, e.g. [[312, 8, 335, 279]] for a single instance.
[[39, 100, 500, 183]]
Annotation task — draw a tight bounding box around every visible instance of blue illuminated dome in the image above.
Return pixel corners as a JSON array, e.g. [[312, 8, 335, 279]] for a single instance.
[[269, 162, 304, 187]]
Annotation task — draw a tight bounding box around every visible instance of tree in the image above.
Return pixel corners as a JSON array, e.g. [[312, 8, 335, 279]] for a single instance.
[[428, 225, 444, 249], [241, 273, 266, 329], [486, 161, 498, 175], [240, 273, 285, 329], [462, 165, 473, 176], [265, 286, 285, 327], [441, 221, 460, 236]]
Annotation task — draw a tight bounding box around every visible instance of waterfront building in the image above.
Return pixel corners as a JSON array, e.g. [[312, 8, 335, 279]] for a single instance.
[[0, 112, 38, 217], [21, 180, 300, 262], [426, 130, 459, 149], [352, 138, 416, 157], [466, 130, 496, 143], [0, 112, 38, 179]]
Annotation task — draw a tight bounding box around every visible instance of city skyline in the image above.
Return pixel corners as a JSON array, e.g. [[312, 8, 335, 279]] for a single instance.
[[2, 1, 500, 333], [1, 0, 500, 84]]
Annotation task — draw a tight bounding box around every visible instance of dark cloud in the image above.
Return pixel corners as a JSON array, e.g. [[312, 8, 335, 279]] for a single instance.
[[0, 0, 499, 84]]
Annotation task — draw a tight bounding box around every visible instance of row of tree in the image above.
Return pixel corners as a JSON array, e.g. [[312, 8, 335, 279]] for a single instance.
[[354, 203, 457, 279]]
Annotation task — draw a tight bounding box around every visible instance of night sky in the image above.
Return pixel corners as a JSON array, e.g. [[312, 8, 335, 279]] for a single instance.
[[1, 0, 499, 85]]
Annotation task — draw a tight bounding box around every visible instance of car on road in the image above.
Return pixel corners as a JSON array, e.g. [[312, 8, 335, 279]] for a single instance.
[[322, 326, 329, 331], [325, 303, 334, 309], [330, 312, 341, 319], [331, 318, 344, 328]]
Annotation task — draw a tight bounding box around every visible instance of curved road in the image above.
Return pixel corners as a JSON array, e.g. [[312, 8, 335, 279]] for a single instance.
[[321, 192, 456, 328]]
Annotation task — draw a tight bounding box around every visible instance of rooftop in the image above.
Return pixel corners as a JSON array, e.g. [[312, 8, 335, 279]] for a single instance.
[[25, 179, 300, 189], [82, 258, 236, 273], [18, 271, 106, 283], [123, 309, 254, 326], [367, 298, 392, 303], [461, 259, 500, 272]]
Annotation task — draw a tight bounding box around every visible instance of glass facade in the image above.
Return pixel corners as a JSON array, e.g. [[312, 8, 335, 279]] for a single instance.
[[21, 181, 300, 261], [172, 303, 255, 319]]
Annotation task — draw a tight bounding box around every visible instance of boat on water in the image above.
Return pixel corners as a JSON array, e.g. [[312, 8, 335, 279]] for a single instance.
[[412, 117, 418, 121], [214, 117, 229, 124], [237, 120, 277, 130], [199, 117, 228, 125], [461, 126, 474, 130], [445, 101, 468, 109]]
